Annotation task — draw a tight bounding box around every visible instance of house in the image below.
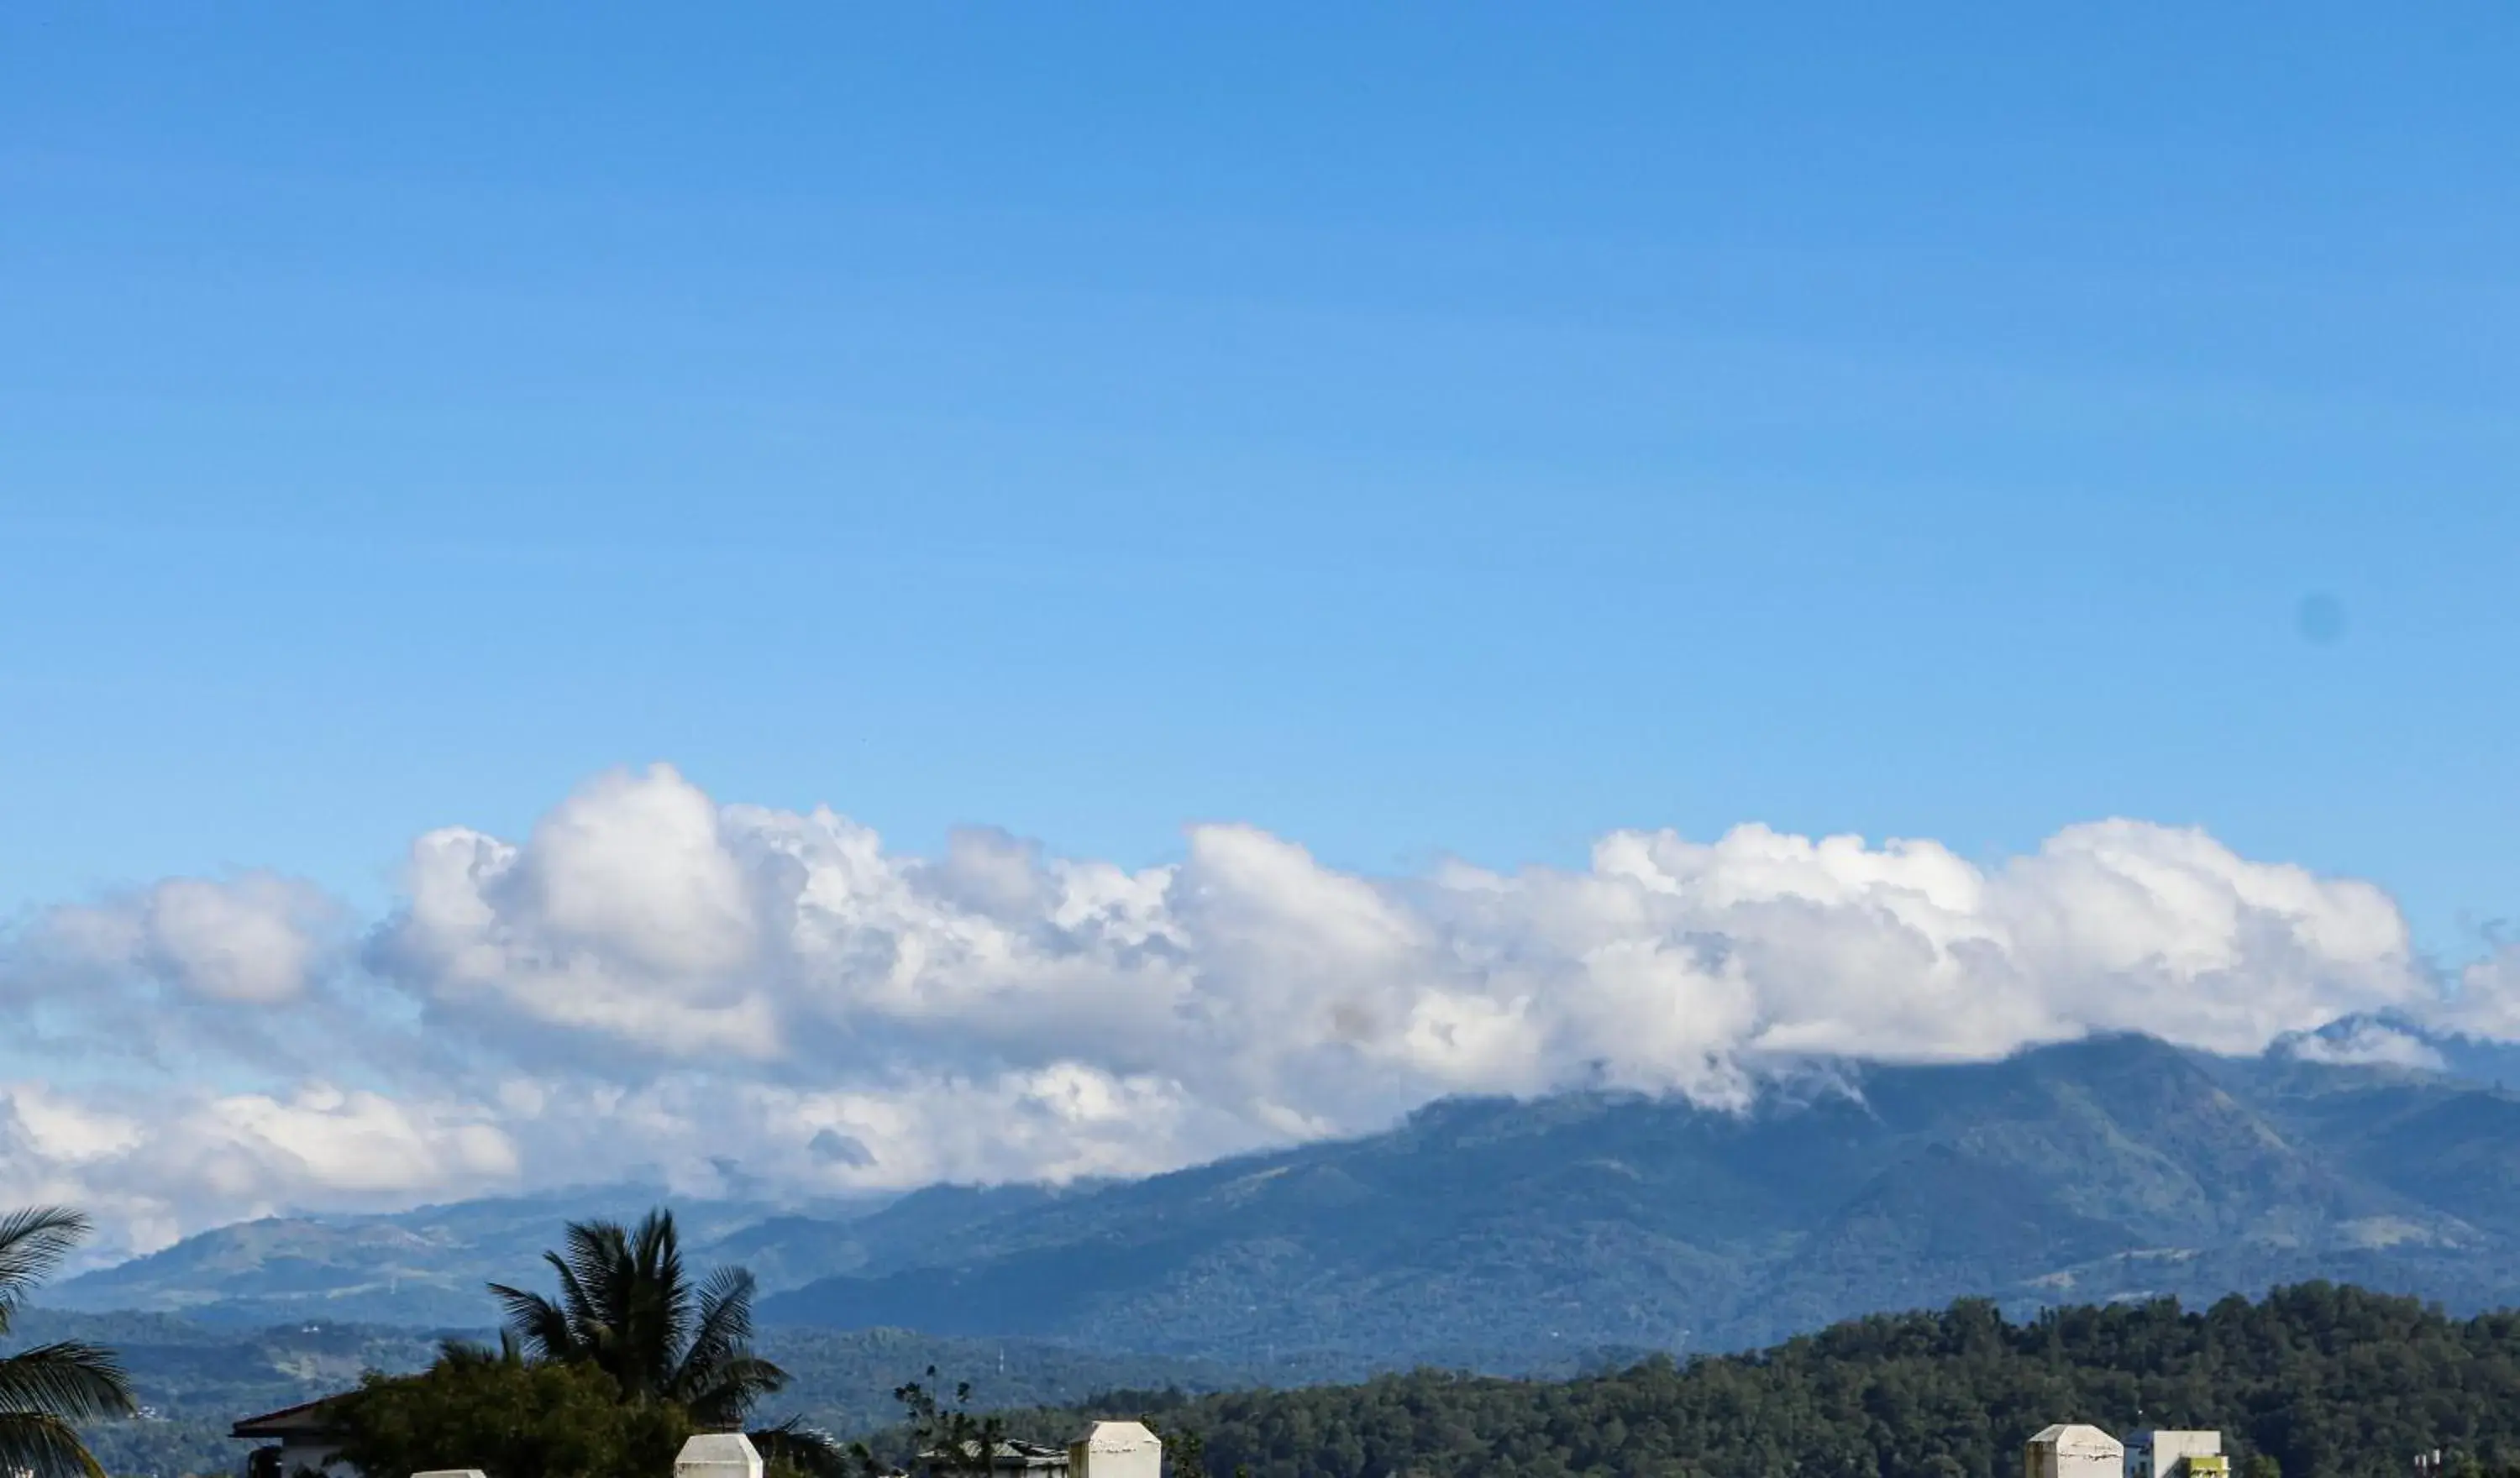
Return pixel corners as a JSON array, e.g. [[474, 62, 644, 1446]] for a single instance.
[[2027, 1424, 2128, 1478], [2027, 1424, 2235, 1478], [721, 1430, 1153, 1478], [231, 1397, 353, 1478], [917, 1439, 1074, 1477], [2130, 1431, 2228, 1478], [1068, 1422, 1161, 1478]]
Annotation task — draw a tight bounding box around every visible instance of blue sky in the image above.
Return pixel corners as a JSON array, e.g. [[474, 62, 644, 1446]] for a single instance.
[[3, 3, 2514, 954]]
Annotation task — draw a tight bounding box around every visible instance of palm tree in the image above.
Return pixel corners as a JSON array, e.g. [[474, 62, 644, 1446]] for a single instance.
[[488, 1208, 787, 1430], [0, 1207, 136, 1478], [749, 1416, 855, 1478]]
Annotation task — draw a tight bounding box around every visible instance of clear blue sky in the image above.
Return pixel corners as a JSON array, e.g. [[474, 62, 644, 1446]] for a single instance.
[[2, 4, 2512, 956]]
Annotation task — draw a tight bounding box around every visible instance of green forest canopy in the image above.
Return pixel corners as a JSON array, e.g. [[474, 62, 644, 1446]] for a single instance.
[[70, 1282, 2520, 1478], [941, 1284, 2520, 1478]]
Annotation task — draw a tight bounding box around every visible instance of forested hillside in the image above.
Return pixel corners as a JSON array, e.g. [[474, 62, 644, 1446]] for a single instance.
[[54, 1283, 2520, 1478], [19, 1312, 1260, 1478], [959, 1285, 2520, 1478], [63, 1037, 2520, 1366], [766, 1037, 2520, 1356]]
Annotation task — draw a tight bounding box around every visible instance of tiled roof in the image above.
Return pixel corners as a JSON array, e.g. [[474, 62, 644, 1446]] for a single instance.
[[917, 1439, 1070, 1469], [231, 1395, 352, 1439]]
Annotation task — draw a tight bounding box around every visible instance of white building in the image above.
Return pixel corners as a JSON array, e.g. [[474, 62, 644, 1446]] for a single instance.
[[232, 1397, 351, 1478], [2130, 1431, 2227, 1478], [676, 1435, 764, 1478], [2028, 1424, 2128, 1478], [1068, 1423, 1163, 1478]]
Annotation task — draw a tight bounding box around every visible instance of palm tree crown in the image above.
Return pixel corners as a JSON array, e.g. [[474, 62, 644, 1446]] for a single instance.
[[488, 1208, 786, 1430], [0, 1207, 137, 1478]]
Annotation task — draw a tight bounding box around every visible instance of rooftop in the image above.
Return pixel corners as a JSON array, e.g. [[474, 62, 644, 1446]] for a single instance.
[[232, 1397, 350, 1440]]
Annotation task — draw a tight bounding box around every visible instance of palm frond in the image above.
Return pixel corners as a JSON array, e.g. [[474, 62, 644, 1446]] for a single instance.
[[627, 1209, 689, 1400], [749, 1418, 853, 1478], [541, 1246, 609, 1364], [672, 1261, 781, 1426], [679, 1266, 760, 1380], [0, 1410, 108, 1478], [560, 1220, 632, 1340], [681, 1355, 788, 1431], [633, 1209, 688, 1325], [0, 1342, 135, 1424], [0, 1208, 92, 1317], [433, 1334, 523, 1370], [487, 1282, 577, 1365]]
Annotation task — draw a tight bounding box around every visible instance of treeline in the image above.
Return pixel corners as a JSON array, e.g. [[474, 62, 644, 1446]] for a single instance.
[[956, 1285, 2520, 1478]]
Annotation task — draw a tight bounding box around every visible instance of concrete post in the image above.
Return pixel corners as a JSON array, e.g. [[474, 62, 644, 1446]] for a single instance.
[[676, 1433, 766, 1478], [1069, 1421, 1162, 1478], [2028, 1426, 2125, 1478]]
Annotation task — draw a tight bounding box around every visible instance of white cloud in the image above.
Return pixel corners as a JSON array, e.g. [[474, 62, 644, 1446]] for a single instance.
[[0, 1081, 519, 1257], [2276, 1017, 2449, 1071], [0, 761, 2491, 1260], [29, 872, 340, 1005], [2439, 944, 2520, 1040], [373, 774, 779, 1059], [4, 1086, 146, 1166]]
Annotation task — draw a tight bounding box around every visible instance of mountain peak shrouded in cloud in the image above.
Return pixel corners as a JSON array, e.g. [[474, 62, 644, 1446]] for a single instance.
[[0, 761, 2502, 1263], [54, 1036, 2520, 1358]]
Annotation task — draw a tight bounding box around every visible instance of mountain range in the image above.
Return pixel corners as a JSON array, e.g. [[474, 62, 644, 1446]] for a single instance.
[[40, 1183, 890, 1328], [45, 1030, 2520, 1365]]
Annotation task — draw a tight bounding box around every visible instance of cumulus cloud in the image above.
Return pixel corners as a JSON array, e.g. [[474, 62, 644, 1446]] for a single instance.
[[368, 768, 2425, 1108], [2439, 944, 2520, 1040], [369, 770, 781, 1059], [0, 761, 2491, 1259], [0, 1081, 519, 1257], [2275, 1017, 2449, 1071], [26, 872, 341, 1005]]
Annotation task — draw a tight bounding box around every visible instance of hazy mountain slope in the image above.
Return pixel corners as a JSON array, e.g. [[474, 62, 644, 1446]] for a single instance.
[[50, 1035, 2520, 1366], [761, 1035, 2520, 1357], [1859, 1038, 2417, 1243], [762, 1085, 1906, 1355], [2291, 1086, 2520, 1233], [47, 1185, 891, 1325], [1730, 1142, 2144, 1342]]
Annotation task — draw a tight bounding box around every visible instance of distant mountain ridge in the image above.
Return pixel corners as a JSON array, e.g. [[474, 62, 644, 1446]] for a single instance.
[[47, 1033, 2520, 1365], [760, 1035, 2520, 1356], [43, 1184, 896, 1326]]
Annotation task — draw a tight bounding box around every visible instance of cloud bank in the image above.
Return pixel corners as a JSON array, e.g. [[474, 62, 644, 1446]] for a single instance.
[[1, 763, 2502, 1260]]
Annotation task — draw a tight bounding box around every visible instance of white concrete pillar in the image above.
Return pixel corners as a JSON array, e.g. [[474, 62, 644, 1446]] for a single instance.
[[676, 1433, 766, 1478], [1069, 1422, 1162, 1478]]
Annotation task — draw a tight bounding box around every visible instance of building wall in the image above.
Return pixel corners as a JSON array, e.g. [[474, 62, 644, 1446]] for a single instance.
[[2028, 1426, 2126, 1478], [1068, 1422, 1161, 1478], [2132, 1431, 2225, 1478]]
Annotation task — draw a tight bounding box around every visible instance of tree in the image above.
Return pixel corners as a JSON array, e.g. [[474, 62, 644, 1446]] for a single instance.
[[0, 1207, 136, 1478], [850, 1368, 1010, 1478], [331, 1341, 691, 1478], [490, 1208, 787, 1430], [752, 1415, 856, 1478], [1138, 1418, 1206, 1478]]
